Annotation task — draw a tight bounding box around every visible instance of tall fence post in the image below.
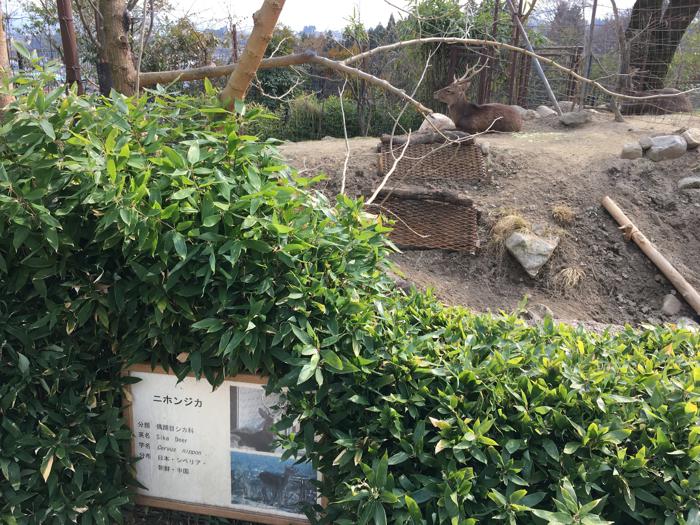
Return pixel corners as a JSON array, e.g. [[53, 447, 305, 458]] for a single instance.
[[579, 0, 598, 108], [56, 0, 83, 94], [505, 0, 562, 114]]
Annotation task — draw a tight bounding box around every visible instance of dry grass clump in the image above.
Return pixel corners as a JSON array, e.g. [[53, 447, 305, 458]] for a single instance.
[[551, 204, 576, 225], [554, 267, 586, 290], [491, 213, 531, 246]]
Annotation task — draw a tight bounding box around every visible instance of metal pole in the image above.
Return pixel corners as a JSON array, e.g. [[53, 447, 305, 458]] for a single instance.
[[505, 0, 562, 114], [56, 0, 83, 94], [580, 0, 598, 108]]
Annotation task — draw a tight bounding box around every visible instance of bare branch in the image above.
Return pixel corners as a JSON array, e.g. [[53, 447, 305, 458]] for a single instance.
[[338, 79, 350, 195], [366, 134, 412, 206]]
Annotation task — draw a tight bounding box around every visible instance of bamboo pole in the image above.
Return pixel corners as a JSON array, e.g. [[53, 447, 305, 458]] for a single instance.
[[56, 0, 84, 94], [602, 196, 700, 316]]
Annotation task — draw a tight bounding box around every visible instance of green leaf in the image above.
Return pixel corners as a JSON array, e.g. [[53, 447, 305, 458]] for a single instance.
[[173, 232, 187, 258], [373, 502, 387, 525], [39, 119, 55, 140], [17, 353, 29, 374], [187, 142, 200, 164]]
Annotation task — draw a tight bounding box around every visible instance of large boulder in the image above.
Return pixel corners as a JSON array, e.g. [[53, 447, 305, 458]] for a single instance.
[[645, 135, 687, 162], [505, 231, 559, 278], [419, 112, 455, 132], [536, 105, 558, 118], [559, 110, 592, 127]]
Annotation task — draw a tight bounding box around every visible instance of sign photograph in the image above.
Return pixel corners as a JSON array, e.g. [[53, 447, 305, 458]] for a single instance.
[[125, 365, 317, 524]]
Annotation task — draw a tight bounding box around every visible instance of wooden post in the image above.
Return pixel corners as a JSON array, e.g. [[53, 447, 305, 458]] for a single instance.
[[0, 5, 14, 108], [220, 0, 285, 108], [505, 0, 562, 114], [602, 196, 700, 317], [56, 0, 84, 94]]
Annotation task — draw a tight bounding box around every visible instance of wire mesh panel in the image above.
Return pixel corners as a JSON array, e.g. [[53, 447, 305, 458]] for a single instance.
[[367, 188, 479, 253], [378, 141, 488, 185]]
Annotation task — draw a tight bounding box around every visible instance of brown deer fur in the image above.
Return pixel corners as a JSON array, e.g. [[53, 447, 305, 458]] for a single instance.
[[434, 75, 522, 134]]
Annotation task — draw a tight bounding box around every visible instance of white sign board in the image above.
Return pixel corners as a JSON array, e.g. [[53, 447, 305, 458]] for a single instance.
[[125, 365, 316, 524]]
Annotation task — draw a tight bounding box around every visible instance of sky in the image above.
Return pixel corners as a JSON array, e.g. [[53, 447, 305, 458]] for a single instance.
[[172, 0, 411, 32]]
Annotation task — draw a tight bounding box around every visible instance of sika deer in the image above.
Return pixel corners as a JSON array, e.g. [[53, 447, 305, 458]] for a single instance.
[[434, 62, 523, 134], [259, 466, 296, 504], [231, 407, 276, 452]]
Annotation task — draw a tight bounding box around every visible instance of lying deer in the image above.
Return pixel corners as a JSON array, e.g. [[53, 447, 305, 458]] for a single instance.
[[434, 62, 523, 134]]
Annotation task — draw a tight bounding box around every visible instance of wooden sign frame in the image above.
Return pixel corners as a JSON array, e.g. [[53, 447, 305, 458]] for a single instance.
[[124, 364, 315, 525]]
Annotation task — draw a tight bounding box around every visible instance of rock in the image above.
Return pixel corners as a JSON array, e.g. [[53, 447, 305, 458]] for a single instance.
[[419, 112, 455, 132], [559, 110, 592, 127], [523, 109, 540, 120], [505, 231, 559, 278], [321, 136, 334, 141], [479, 141, 490, 156], [536, 105, 558, 118], [558, 101, 575, 112], [681, 128, 700, 149], [679, 176, 700, 190], [639, 136, 653, 150], [677, 317, 699, 332], [645, 135, 687, 162], [522, 303, 554, 322], [510, 105, 527, 117], [621, 142, 643, 159], [661, 293, 682, 316]]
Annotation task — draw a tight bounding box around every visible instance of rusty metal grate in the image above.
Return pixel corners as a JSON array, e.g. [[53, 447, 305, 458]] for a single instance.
[[367, 188, 479, 253], [378, 142, 488, 185]]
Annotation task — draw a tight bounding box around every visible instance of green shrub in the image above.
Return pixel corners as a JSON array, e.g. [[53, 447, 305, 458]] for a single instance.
[[0, 65, 394, 523], [2, 65, 699, 525], [319, 95, 360, 138], [280, 295, 700, 524], [283, 94, 323, 141]]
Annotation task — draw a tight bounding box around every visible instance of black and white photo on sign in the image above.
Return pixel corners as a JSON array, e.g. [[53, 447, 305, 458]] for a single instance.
[[230, 450, 317, 518], [229, 384, 282, 452]]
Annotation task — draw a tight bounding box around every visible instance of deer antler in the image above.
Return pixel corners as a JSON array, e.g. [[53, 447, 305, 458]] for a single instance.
[[454, 59, 488, 83]]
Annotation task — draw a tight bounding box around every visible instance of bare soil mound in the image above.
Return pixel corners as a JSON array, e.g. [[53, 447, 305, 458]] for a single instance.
[[279, 114, 700, 326]]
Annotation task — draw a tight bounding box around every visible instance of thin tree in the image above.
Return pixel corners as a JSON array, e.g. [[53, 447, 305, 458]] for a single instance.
[[0, 5, 13, 108], [99, 0, 138, 95], [56, 0, 84, 93], [220, 0, 285, 108]]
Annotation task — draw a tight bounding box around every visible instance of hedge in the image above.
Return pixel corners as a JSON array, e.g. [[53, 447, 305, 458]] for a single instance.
[[0, 63, 699, 525]]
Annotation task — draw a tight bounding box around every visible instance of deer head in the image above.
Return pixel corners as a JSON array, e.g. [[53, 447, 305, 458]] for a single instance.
[[434, 60, 488, 104]]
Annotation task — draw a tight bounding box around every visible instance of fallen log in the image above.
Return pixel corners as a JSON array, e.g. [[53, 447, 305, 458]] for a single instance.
[[602, 196, 700, 317], [369, 187, 474, 207]]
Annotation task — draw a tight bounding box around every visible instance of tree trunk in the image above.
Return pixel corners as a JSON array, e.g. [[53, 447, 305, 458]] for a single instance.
[[56, 0, 84, 94], [0, 5, 13, 108], [625, 0, 699, 90], [94, 7, 112, 95], [220, 0, 285, 108], [99, 0, 137, 96], [645, 0, 700, 89]]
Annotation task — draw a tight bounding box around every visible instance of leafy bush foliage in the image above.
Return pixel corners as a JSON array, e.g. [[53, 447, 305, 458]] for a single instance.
[[1, 67, 698, 525], [244, 94, 424, 142], [0, 67, 394, 523], [282, 296, 700, 524]]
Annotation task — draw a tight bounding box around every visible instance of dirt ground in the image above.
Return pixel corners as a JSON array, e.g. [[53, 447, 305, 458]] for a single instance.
[[278, 112, 700, 326]]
